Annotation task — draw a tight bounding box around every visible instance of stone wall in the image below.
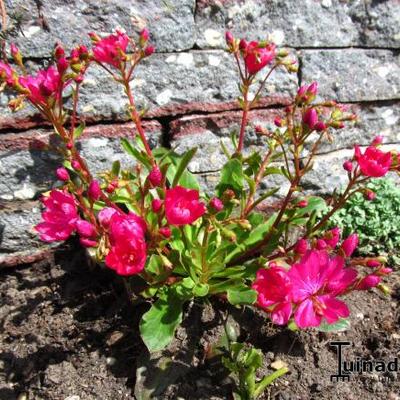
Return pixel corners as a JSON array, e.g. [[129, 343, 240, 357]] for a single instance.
[[1, 0, 399, 266]]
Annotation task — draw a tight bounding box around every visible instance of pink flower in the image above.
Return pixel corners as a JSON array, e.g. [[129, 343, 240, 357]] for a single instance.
[[315, 239, 327, 250], [341, 233, 359, 257], [244, 41, 276, 75], [354, 145, 392, 177], [288, 250, 357, 328], [148, 165, 162, 186], [80, 237, 98, 248], [92, 31, 129, 68], [35, 190, 78, 242], [165, 186, 206, 226], [19, 66, 65, 105], [252, 266, 293, 325], [105, 212, 147, 276], [209, 197, 224, 212]]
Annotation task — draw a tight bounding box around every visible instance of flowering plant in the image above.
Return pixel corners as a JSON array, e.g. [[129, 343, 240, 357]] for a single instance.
[[0, 29, 397, 354]]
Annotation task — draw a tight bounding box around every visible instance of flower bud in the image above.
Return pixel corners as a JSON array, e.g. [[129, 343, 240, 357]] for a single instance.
[[71, 160, 81, 171], [152, 199, 163, 213], [379, 267, 393, 275], [210, 197, 224, 212], [88, 180, 101, 200], [66, 141, 73, 150], [98, 207, 117, 228], [76, 220, 96, 237], [54, 44, 65, 59], [225, 31, 234, 45], [366, 260, 380, 268], [372, 135, 383, 146], [316, 239, 327, 250], [297, 199, 308, 208], [57, 57, 69, 74], [356, 274, 381, 290], [303, 108, 318, 130], [274, 117, 283, 127], [307, 81, 318, 97], [314, 121, 327, 132], [294, 238, 308, 254], [56, 167, 70, 181], [148, 165, 162, 187], [239, 38, 248, 50], [140, 28, 150, 46], [364, 189, 376, 201], [341, 233, 359, 257], [88, 32, 101, 43], [159, 227, 172, 238], [105, 180, 118, 193], [343, 160, 353, 172], [144, 46, 155, 57]]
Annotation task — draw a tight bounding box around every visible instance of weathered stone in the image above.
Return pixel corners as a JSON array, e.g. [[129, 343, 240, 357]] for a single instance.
[[4, 0, 195, 57], [79, 50, 297, 121], [0, 122, 162, 200], [0, 200, 54, 267], [0, 51, 297, 129], [301, 49, 400, 102], [195, 0, 400, 49]]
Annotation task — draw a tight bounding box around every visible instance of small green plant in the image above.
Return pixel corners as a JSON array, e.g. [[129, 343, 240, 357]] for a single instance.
[[330, 178, 400, 264], [222, 341, 288, 400]]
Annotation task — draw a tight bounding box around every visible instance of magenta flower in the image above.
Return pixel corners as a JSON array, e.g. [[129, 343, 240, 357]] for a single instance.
[[354, 145, 392, 177], [105, 211, 147, 276], [302, 108, 318, 130], [92, 31, 129, 68], [288, 250, 357, 328], [35, 190, 78, 242], [244, 41, 276, 75], [19, 66, 65, 105], [252, 266, 293, 325], [165, 186, 206, 226]]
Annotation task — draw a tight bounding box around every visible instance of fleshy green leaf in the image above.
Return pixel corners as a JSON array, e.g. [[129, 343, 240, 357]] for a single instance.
[[317, 318, 350, 332], [216, 159, 244, 197], [140, 288, 188, 352], [172, 147, 197, 187], [227, 286, 257, 305]]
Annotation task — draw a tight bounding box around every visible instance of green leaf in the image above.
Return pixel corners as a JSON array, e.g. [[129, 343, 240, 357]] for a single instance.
[[216, 159, 244, 197], [193, 283, 209, 297], [111, 160, 121, 177], [139, 288, 188, 352], [172, 148, 197, 187], [73, 122, 85, 140], [317, 318, 350, 333], [121, 138, 152, 169], [227, 286, 257, 305]]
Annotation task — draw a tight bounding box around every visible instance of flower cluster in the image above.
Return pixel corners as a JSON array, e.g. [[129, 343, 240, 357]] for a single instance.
[[0, 29, 396, 353], [253, 229, 391, 328]]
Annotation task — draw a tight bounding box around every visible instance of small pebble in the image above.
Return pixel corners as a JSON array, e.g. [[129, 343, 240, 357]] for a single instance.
[[17, 394, 28, 400], [64, 396, 80, 400], [106, 357, 117, 366], [271, 359, 288, 370]]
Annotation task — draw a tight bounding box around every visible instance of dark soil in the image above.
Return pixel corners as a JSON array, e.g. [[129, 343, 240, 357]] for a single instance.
[[1, 243, 400, 400]]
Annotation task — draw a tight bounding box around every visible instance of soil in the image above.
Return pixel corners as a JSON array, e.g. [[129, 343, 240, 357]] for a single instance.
[[1, 242, 400, 400]]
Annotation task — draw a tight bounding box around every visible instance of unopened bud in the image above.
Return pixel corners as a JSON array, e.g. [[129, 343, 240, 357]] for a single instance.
[[239, 38, 247, 50], [225, 31, 234, 45], [144, 45, 155, 57], [209, 197, 224, 212], [364, 189, 376, 201], [148, 165, 162, 187], [159, 227, 172, 239], [152, 199, 163, 213], [343, 160, 353, 172], [56, 167, 70, 181], [88, 180, 102, 200], [372, 135, 383, 146], [71, 160, 81, 171]]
